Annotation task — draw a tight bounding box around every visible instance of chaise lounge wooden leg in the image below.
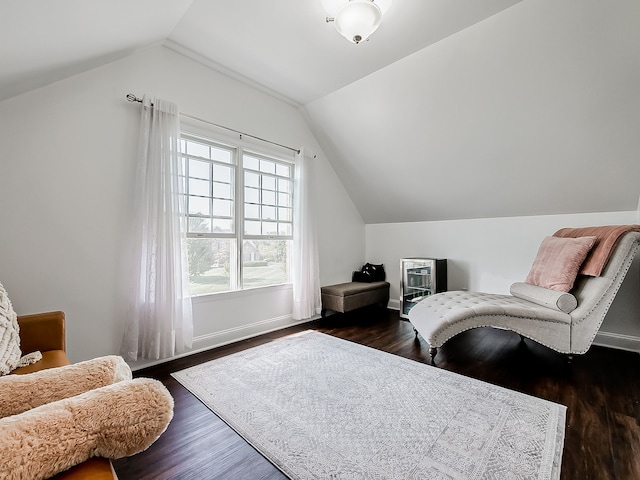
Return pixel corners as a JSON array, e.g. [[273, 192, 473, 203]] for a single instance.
[[429, 346, 437, 365]]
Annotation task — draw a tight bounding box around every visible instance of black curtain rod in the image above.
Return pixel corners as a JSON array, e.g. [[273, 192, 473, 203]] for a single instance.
[[126, 94, 301, 155]]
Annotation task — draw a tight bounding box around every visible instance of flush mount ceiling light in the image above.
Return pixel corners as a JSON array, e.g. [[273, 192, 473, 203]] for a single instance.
[[324, 0, 391, 44]]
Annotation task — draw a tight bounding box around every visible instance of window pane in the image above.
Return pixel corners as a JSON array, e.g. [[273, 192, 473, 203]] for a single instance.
[[244, 155, 259, 170], [210, 146, 232, 164], [262, 176, 276, 191], [245, 172, 260, 188], [245, 204, 259, 219], [189, 196, 210, 215], [212, 181, 231, 199], [245, 220, 261, 235], [213, 164, 232, 183], [213, 198, 232, 217], [189, 217, 211, 233], [259, 160, 276, 174], [276, 163, 290, 177], [187, 238, 232, 295], [278, 192, 291, 207], [245, 187, 259, 204], [263, 222, 278, 235], [242, 239, 289, 289], [262, 205, 276, 221], [278, 178, 291, 193], [278, 223, 292, 236], [212, 218, 232, 233], [189, 178, 210, 197], [278, 207, 292, 222], [263, 190, 276, 206], [187, 141, 210, 159], [189, 159, 210, 180]]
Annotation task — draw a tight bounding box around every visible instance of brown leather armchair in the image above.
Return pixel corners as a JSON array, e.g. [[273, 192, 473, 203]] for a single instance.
[[13, 311, 118, 480]]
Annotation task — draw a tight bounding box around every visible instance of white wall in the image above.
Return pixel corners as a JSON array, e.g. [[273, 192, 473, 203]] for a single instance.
[[0, 45, 365, 367], [367, 211, 640, 350]]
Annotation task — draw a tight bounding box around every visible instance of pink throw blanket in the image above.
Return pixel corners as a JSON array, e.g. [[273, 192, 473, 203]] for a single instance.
[[553, 225, 640, 276]]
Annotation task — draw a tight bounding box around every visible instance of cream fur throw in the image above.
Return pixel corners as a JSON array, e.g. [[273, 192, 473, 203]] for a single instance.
[[0, 378, 173, 480], [0, 356, 172, 480], [0, 355, 132, 418], [0, 281, 41, 375]]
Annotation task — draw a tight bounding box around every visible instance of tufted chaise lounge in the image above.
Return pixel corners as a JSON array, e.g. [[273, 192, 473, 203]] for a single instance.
[[409, 231, 640, 362]]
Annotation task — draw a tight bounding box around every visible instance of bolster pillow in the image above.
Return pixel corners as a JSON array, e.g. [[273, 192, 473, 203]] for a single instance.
[[510, 282, 578, 313]]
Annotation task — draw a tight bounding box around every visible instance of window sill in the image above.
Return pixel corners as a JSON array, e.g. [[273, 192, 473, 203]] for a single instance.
[[190, 283, 293, 304]]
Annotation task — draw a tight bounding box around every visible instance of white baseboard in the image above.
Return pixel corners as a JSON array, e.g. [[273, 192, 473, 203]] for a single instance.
[[593, 331, 640, 353], [192, 315, 313, 350], [130, 314, 317, 371], [387, 299, 400, 311], [129, 315, 639, 372]]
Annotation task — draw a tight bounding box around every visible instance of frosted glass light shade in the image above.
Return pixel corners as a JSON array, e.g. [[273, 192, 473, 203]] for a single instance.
[[334, 0, 382, 44], [322, 0, 391, 17]]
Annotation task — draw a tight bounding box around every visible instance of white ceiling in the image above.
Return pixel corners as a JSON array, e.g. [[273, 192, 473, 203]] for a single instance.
[[0, 0, 523, 105], [304, 0, 640, 223], [0, 0, 194, 102], [2, 0, 639, 224], [167, 0, 524, 105]]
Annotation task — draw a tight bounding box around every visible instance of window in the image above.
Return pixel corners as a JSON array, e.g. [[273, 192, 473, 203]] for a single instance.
[[180, 133, 294, 296]]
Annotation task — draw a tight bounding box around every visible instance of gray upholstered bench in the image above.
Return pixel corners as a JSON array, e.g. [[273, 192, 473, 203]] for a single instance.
[[321, 281, 390, 317]]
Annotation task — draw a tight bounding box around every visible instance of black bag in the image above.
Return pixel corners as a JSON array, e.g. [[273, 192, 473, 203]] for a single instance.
[[352, 263, 386, 283]]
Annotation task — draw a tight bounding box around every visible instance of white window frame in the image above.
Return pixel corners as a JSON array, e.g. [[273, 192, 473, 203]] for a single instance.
[[180, 127, 295, 296]]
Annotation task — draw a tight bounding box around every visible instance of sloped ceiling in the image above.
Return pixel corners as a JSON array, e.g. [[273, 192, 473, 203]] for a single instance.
[[0, 0, 195, 102], [304, 0, 640, 223], [2, 0, 638, 224], [167, 0, 523, 105], [0, 0, 523, 105]]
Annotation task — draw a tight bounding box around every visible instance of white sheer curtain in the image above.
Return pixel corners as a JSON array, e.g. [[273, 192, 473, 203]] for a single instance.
[[292, 148, 321, 320], [121, 95, 193, 361]]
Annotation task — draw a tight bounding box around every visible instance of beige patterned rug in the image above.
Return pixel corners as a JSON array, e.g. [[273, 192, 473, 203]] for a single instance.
[[172, 331, 565, 479]]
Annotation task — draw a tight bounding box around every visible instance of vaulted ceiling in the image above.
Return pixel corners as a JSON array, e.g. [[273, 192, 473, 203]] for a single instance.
[[2, 0, 639, 223], [0, 0, 522, 105]]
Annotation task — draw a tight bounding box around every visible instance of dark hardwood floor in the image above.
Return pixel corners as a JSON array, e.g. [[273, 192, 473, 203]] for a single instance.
[[113, 308, 640, 479]]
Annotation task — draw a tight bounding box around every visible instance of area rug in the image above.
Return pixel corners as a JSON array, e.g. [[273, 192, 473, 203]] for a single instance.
[[172, 331, 566, 479]]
